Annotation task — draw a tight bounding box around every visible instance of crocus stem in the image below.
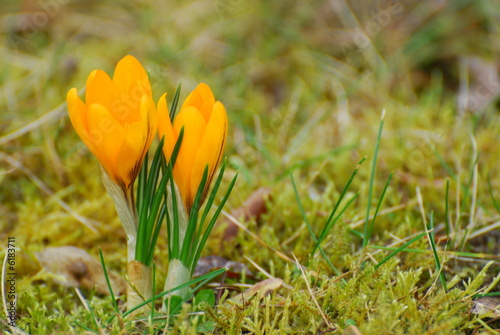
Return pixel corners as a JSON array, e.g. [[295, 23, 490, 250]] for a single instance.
[[127, 260, 152, 312], [102, 170, 152, 311], [162, 259, 190, 311], [162, 183, 190, 310], [101, 170, 137, 245]]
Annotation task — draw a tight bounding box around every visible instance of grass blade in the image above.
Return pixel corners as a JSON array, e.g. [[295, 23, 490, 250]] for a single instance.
[[315, 192, 359, 252], [196, 159, 227, 246], [180, 166, 209, 266], [313, 157, 365, 253], [169, 84, 182, 121], [444, 178, 451, 247], [474, 292, 500, 298], [136, 138, 164, 260], [365, 171, 393, 246], [290, 172, 344, 281], [427, 211, 448, 291], [190, 171, 238, 272], [146, 205, 167, 265], [98, 249, 119, 314], [375, 231, 427, 269], [136, 151, 148, 213], [369, 246, 500, 260], [363, 110, 385, 248]]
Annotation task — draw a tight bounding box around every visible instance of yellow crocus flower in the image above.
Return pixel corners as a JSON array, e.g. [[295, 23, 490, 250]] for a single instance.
[[66, 55, 157, 190], [158, 83, 227, 213]]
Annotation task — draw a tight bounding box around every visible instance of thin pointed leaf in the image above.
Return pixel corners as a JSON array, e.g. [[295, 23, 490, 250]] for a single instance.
[[98, 249, 119, 314], [315, 192, 359, 252], [139, 168, 170, 265], [290, 172, 344, 281], [314, 157, 365, 253], [166, 127, 185, 259], [145, 136, 166, 207], [375, 231, 427, 269], [445, 178, 451, 247], [146, 205, 166, 265], [181, 166, 209, 265], [191, 171, 238, 272], [363, 113, 385, 247], [136, 137, 166, 261], [427, 211, 448, 291], [197, 159, 227, 245], [169, 127, 184, 167], [136, 151, 148, 213], [169, 84, 182, 121], [366, 172, 393, 246]]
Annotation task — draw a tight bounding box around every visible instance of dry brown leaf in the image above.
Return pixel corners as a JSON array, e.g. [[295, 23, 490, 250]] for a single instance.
[[471, 296, 500, 317], [222, 187, 271, 241], [229, 278, 283, 305], [193, 255, 251, 278], [460, 56, 500, 113], [36, 246, 126, 295]]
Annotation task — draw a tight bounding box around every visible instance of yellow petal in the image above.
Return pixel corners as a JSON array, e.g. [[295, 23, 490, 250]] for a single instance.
[[189, 101, 227, 207], [181, 83, 215, 122], [106, 55, 151, 125], [85, 69, 119, 112], [113, 55, 152, 96], [144, 95, 158, 154], [110, 56, 152, 125], [85, 70, 98, 89], [157, 93, 176, 160], [87, 103, 125, 185], [115, 95, 156, 188], [115, 122, 146, 188], [67, 88, 94, 151], [172, 106, 207, 208]]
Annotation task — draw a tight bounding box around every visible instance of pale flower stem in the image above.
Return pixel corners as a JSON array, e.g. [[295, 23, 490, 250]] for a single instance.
[[162, 259, 191, 312], [127, 260, 152, 312], [162, 182, 191, 312], [101, 170, 152, 312], [101, 170, 138, 246]]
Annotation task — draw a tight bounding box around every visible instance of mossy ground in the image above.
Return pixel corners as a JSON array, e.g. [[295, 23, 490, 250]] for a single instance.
[[1, 0, 500, 334]]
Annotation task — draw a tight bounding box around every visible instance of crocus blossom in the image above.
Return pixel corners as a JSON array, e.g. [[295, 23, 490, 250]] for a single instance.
[[66, 55, 157, 190], [157, 83, 227, 212]]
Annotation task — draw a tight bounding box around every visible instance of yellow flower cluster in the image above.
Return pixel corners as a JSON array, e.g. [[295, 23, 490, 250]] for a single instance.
[[67, 55, 227, 211]]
